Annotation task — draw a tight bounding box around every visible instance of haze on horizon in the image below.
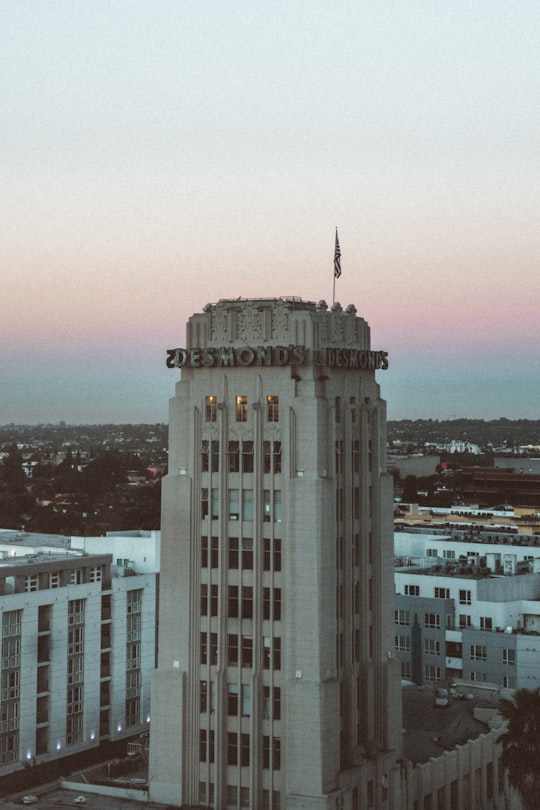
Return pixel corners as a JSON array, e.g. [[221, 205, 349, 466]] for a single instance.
[[1, 1, 539, 425]]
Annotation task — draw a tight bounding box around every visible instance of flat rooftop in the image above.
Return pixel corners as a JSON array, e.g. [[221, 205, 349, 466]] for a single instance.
[[402, 683, 502, 764]]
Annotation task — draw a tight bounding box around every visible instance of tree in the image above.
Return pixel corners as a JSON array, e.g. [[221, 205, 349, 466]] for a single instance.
[[498, 687, 540, 810]]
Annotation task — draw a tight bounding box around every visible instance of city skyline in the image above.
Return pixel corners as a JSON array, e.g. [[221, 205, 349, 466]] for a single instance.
[[2, 2, 539, 424]]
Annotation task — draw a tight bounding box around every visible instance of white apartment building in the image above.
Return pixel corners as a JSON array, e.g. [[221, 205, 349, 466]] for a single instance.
[[394, 529, 540, 689], [0, 530, 158, 776]]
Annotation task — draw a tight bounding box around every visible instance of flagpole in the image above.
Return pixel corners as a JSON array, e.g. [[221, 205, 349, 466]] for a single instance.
[[333, 227, 341, 304]]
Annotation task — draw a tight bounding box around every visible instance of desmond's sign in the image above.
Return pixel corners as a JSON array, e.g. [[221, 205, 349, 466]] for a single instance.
[[166, 345, 389, 371]]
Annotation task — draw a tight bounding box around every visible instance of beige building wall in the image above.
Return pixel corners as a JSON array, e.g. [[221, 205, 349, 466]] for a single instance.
[[149, 298, 402, 809]]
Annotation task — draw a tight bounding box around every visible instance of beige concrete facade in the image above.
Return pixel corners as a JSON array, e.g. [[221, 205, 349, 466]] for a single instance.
[[149, 298, 402, 809]]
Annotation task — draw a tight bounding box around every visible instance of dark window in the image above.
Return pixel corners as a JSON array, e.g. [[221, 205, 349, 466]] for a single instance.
[[241, 537, 253, 569], [263, 441, 271, 474], [227, 732, 237, 765], [242, 441, 254, 473], [228, 634, 238, 666], [273, 738, 281, 770], [263, 538, 271, 571], [202, 440, 219, 472], [273, 686, 281, 720], [241, 636, 253, 668], [201, 440, 209, 472], [240, 733, 250, 766], [228, 586, 239, 618], [211, 441, 219, 472], [210, 633, 218, 666], [273, 441, 281, 473], [201, 535, 208, 568], [274, 589, 281, 621], [352, 440, 360, 472], [200, 729, 207, 762], [210, 585, 218, 617], [200, 632, 207, 665], [210, 536, 218, 568], [228, 441, 240, 472], [200, 584, 208, 615], [201, 489, 209, 519], [200, 680, 207, 712], [274, 538, 281, 571], [227, 683, 239, 715], [228, 537, 239, 569], [241, 587, 253, 619]]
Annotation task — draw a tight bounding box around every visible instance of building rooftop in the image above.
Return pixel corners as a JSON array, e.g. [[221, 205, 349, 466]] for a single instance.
[[402, 684, 502, 764]]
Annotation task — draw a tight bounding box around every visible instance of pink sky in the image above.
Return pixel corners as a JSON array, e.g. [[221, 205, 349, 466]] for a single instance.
[[1, 1, 539, 423]]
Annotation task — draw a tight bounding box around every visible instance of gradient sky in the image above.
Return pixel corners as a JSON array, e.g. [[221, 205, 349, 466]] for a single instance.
[[1, 1, 539, 424]]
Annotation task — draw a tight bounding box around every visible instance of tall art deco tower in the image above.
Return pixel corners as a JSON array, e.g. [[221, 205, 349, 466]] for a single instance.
[[149, 297, 402, 810]]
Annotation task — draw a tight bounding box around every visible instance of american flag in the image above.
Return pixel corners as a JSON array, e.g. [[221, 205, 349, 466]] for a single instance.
[[334, 229, 341, 278]]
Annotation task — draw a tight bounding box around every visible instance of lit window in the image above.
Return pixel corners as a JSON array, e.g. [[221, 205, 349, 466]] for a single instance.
[[267, 395, 279, 422], [205, 396, 217, 422], [236, 395, 248, 422]]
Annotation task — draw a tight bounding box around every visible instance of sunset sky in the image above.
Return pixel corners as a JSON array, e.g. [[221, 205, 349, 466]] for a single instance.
[[2, 1, 539, 424]]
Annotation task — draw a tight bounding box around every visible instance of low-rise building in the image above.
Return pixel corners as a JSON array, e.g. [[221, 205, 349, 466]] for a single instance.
[[394, 528, 540, 690], [0, 530, 158, 777]]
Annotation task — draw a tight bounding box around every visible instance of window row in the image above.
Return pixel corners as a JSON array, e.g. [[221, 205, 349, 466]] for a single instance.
[[200, 633, 281, 669], [201, 489, 282, 522], [205, 395, 279, 423], [199, 681, 281, 720], [23, 567, 101, 593], [202, 536, 282, 572], [335, 439, 363, 475]]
